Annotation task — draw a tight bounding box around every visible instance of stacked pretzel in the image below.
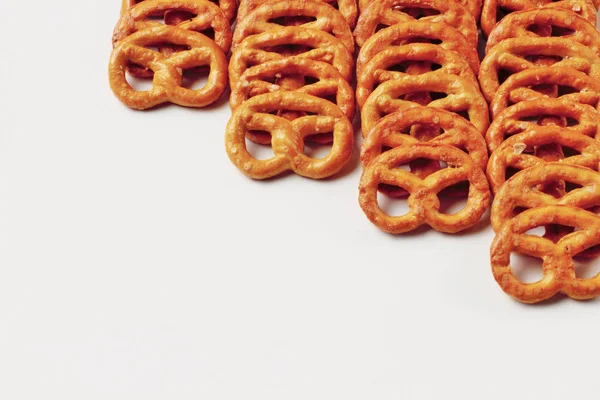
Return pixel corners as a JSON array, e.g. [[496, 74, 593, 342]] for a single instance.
[[479, 1, 600, 303], [355, 0, 492, 234], [224, 0, 358, 180], [108, 0, 235, 110]]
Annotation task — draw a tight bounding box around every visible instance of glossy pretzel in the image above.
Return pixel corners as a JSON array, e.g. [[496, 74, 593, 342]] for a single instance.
[[491, 204, 600, 303], [357, 43, 478, 108], [233, 0, 354, 52], [358, 0, 482, 19], [109, 25, 228, 110], [354, 0, 479, 48], [228, 26, 354, 89], [359, 143, 491, 233], [225, 92, 354, 179], [121, 0, 238, 22]]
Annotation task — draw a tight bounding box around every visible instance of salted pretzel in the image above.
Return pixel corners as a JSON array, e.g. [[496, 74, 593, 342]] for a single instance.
[[361, 73, 489, 137], [225, 92, 353, 180], [120, 0, 238, 22], [486, 125, 600, 194], [354, 0, 479, 48], [358, 143, 491, 234], [228, 26, 354, 89], [491, 204, 600, 303], [486, 98, 600, 152], [237, 0, 358, 28], [109, 25, 228, 110], [490, 67, 600, 119], [233, 1, 354, 53], [481, 0, 598, 37], [486, 9, 600, 56], [356, 43, 478, 108], [356, 21, 480, 77]]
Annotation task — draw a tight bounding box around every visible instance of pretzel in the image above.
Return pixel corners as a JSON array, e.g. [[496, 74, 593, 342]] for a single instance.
[[359, 0, 482, 18], [233, 1, 354, 53], [481, 0, 598, 37], [237, 0, 358, 28], [354, 0, 479, 48], [486, 98, 600, 152], [121, 0, 238, 22], [225, 92, 354, 179], [109, 25, 228, 110], [358, 143, 490, 233], [229, 27, 353, 89], [491, 204, 600, 303], [356, 21, 480, 77], [356, 43, 478, 108], [479, 37, 600, 103], [361, 73, 489, 137], [486, 9, 600, 56], [490, 67, 600, 119]]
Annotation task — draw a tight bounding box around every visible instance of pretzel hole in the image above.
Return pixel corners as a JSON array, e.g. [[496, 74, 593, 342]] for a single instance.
[[557, 85, 578, 97], [438, 182, 470, 213], [574, 251, 600, 276], [525, 24, 552, 36], [265, 45, 313, 56], [505, 167, 521, 183], [561, 146, 582, 159], [164, 10, 196, 25], [393, 7, 441, 18], [377, 191, 410, 216], [267, 16, 318, 25], [525, 55, 562, 64], [566, 117, 580, 127], [565, 182, 584, 192], [551, 26, 576, 37], [524, 226, 546, 237], [510, 253, 544, 283], [126, 72, 154, 91], [182, 68, 210, 90], [245, 137, 275, 160], [498, 69, 512, 85], [304, 141, 333, 159], [496, 7, 512, 24]]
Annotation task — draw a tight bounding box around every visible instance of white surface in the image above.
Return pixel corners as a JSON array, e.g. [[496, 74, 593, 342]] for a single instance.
[[1, 1, 600, 399]]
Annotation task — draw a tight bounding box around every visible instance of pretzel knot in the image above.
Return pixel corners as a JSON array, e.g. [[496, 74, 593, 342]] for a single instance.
[[121, 0, 238, 23], [354, 0, 479, 48], [359, 143, 491, 233], [109, 26, 228, 110], [225, 92, 354, 180], [233, 0, 354, 53], [491, 204, 600, 303]]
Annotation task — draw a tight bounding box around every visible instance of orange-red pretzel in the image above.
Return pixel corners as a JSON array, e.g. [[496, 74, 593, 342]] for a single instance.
[[479, 37, 600, 102], [486, 125, 600, 194], [356, 43, 478, 108], [121, 0, 238, 22], [228, 27, 354, 89], [109, 25, 228, 110], [491, 204, 600, 303], [354, 0, 479, 48], [361, 73, 489, 137], [359, 143, 491, 233], [486, 98, 600, 152], [486, 8, 600, 55], [358, 0, 482, 18], [233, 1, 354, 52], [225, 91, 354, 179]]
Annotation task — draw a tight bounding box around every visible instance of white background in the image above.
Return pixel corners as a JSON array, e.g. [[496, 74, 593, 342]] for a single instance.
[[1, 1, 600, 399]]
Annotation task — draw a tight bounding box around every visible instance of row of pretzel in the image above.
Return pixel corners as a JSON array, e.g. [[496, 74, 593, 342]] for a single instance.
[[479, 0, 600, 303], [355, 0, 492, 234]]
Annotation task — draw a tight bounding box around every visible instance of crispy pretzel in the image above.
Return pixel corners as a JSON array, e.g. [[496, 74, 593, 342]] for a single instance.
[[486, 98, 600, 152], [237, 0, 358, 28], [481, 0, 598, 37], [233, 1, 354, 53], [358, 143, 491, 233], [356, 21, 480, 77], [490, 67, 600, 119], [356, 43, 478, 108], [361, 73, 489, 137], [109, 25, 228, 110], [228, 26, 354, 89], [354, 0, 479, 48], [486, 9, 600, 56], [486, 125, 600, 194], [225, 91, 354, 179], [491, 204, 600, 303], [358, 0, 482, 18], [121, 0, 238, 22]]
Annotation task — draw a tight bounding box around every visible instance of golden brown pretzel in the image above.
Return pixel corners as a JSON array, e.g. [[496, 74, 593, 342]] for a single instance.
[[490, 67, 600, 119], [356, 43, 478, 108], [358, 143, 491, 233], [486, 98, 600, 152], [109, 25, 228, 110], [486, 8, 600, 55], [228, 27, 354, 89], [237, 0, 358, 28], [358, 0, 482, 18], [486, 125, 600, 194], [491, 204, 600, 303], [356, 21, 480, 77], [233, 1, 354, 52], [354, 0, 479, 48], [479, 37, 600, 102], [361, 73, 489, 137], [225, 91, 354, 179], [121, 0, 238, 22]]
